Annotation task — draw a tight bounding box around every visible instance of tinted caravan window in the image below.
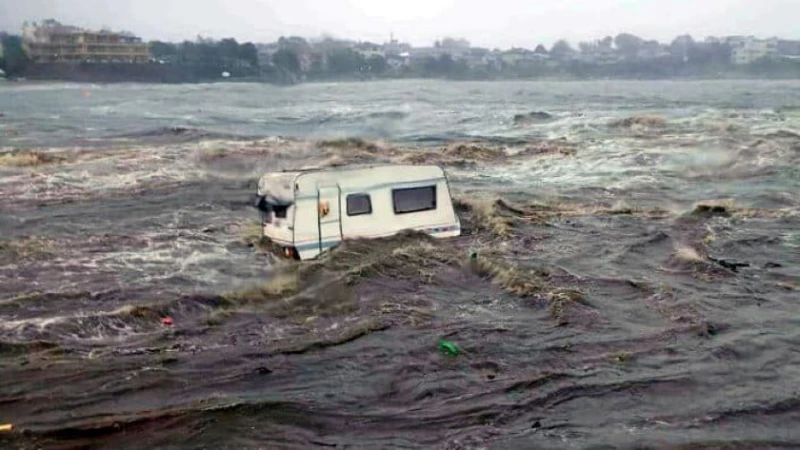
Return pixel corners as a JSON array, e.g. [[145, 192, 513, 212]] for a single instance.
[[392, 186, 437, 214], [273, 204, 289, 218], [347, 194, 372, 216]]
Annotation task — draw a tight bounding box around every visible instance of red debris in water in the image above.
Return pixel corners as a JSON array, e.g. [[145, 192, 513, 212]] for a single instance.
[[161, 317, 174, 326]]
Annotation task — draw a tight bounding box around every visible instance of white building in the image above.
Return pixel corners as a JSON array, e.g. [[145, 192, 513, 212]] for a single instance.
[[383, 35, 412, 56], [731, 38, 779, 64]]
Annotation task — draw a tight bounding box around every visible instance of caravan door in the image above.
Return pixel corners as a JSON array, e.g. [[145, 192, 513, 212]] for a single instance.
[[316, 185, 343, 255]]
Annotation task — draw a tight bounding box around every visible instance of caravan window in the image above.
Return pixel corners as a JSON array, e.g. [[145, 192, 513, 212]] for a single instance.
[[347, 194, 372, 216], [392, 186, 437, 214], [273, 204, 289, 219]]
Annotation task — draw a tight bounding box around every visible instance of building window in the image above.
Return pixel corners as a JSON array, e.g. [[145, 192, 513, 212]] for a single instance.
[[347, 194, 372, 216], [392, 186, 437, 214]]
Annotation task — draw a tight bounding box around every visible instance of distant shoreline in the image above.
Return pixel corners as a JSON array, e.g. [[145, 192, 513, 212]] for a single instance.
[[8, 73, 800, 86], [4, 60, 800, 86]]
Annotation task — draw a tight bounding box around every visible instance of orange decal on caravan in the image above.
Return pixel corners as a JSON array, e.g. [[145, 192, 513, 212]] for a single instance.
[[318, 200, 330, 217]]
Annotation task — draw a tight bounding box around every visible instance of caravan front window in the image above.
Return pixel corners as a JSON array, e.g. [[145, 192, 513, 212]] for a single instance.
[[392, 186, 437, 214], [273, 204, 289, 219], [255, 196, 291, 221], [347, 194, 372, 216]]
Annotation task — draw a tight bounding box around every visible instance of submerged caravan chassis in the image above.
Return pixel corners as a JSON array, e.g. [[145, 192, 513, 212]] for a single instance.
[[253, 164, 462, 260]]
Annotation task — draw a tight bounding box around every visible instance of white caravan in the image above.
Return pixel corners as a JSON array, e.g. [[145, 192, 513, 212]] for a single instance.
[[252, 164, 462, 260]]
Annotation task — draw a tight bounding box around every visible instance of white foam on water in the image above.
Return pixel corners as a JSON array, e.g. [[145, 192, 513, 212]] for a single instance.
[[0, 316, 66, 331], [2, 145, 214, 203], [0, 313, 156, 343]]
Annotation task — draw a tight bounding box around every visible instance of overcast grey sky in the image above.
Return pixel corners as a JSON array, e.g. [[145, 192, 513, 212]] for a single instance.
[[1, 0, 798, 48]]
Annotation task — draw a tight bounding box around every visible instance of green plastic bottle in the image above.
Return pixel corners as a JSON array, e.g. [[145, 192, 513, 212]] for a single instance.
[[438, 339, 460, 356]]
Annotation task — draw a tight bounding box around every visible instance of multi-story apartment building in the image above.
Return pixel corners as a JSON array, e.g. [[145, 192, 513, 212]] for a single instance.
[[22, 20, 149, 63]]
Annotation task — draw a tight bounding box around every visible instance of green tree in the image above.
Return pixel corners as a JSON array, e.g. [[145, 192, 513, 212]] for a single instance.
[[709, 42, 733, 65], [440, 37, 470, 48], [669, 35, 695, 62], [438, 54, 456, 75], [149, 41, 178, 58], [614, 33, 645, 58], [550, 39, 575, 60], [419, 53, 462, 77], [687, 42, 732, 66], [578, 41, 595, 54], [278, 36, 311, 54], [218, 38, 239, 65], [238, 42, 259, 67], [327, 48, 364, 75], [271, 48, 300, 74], [180, 41, 200, 64], [366, 54, 387, 75], [309, 58, 324, 76], [198, 41, 222, 66], [0, 35, 29, 77], [421, 56, 439, 75]]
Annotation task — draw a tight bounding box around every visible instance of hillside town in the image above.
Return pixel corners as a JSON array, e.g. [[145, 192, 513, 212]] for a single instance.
[[2, 19, 800, 82]]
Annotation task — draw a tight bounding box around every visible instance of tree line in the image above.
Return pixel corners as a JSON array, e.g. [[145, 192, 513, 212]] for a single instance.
[[2, 31, 799, 82], [0, 34, 29, 77], [261, 33, 800, 83], [149, 38, 259, 74]]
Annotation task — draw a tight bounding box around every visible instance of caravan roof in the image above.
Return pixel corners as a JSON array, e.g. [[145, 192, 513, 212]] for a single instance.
[[256, 172, 297, 204], [257, 164, 450, 201]]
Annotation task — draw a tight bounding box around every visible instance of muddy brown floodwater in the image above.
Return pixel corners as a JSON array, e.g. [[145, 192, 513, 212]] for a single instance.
[[1, 80, 800, 449]]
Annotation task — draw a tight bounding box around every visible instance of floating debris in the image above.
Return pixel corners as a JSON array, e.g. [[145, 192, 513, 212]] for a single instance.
[[438, 339, 460, 356], [513, 111, 555, 126], [609, 115, 667, 128]]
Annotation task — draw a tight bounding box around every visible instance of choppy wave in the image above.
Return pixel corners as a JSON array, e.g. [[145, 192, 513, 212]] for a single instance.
[[1, 80, 800, 449], [110, 126, 249, 144]]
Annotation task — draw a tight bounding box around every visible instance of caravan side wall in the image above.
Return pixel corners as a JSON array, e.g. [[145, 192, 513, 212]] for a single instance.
[[340, 178, 459, 239], [292, 193, 334, 257], [291, 166, 461, 260]]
